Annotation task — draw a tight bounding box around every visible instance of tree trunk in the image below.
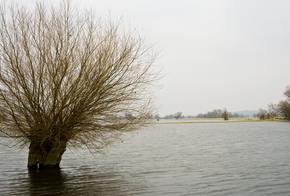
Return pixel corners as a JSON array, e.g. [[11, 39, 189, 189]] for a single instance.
[[27, 141, 66, 169]]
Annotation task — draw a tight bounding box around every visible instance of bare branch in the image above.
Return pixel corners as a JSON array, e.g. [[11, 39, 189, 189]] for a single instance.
[[0, 1, 160, 168]]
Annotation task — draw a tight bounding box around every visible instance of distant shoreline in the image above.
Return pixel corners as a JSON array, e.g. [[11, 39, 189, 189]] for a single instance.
[[150, 118, 288, 124]]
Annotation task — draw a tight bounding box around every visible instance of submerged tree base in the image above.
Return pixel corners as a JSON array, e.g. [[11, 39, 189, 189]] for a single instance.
[[27, 141, 66, 169], [28, 163, 61, 169]]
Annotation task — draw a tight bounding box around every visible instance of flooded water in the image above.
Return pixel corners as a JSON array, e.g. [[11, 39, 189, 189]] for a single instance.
[[0, 121, 290, 195]]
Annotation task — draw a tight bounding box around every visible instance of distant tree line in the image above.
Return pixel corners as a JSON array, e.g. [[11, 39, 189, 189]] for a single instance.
[[154, 86, 290, 121], [195, 109, 248, 118], [257, 86, 290, 120], [162, 112, 184, 119], [155, 109, 249, 120]]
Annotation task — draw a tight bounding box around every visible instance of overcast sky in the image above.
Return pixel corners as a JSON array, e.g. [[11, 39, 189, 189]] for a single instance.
[[16, 0, 290, 116]]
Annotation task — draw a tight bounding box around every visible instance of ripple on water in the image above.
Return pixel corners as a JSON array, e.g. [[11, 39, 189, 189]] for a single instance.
[[0, 121, 289, 195]]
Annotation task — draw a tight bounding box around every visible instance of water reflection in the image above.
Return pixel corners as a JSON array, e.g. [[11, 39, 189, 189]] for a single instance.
[[28, 169, 67, 195], [0, 122, 290, 195], [27, 167, 136, 195]]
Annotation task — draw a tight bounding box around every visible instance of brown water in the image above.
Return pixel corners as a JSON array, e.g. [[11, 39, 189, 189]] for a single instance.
[[0, 121, 290, 195]]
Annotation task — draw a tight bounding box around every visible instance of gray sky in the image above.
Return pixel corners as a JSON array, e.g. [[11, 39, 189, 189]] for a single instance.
[[16, 0, 290, 116]]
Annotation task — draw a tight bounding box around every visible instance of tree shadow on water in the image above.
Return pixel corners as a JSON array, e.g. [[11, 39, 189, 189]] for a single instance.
[[28, 168, 68, 195], [27, 167, 142, 196]]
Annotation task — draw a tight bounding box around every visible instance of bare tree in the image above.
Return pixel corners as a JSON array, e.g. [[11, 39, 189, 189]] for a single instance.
[[0, 1, 159, 168], [284, 85, 290, 99], [275, 100, 290, 119], [154, 114, 160, 120], [233, 113, 240, 118], [256, 108, 267, 120], [221, 108, 229, 120], [173, 112, 182, 120], [274, 86, 290, 119], [267, 103, 277, 119]]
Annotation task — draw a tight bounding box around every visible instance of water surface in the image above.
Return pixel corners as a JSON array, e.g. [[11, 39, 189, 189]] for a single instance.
[[0, 121, 289, 195]]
